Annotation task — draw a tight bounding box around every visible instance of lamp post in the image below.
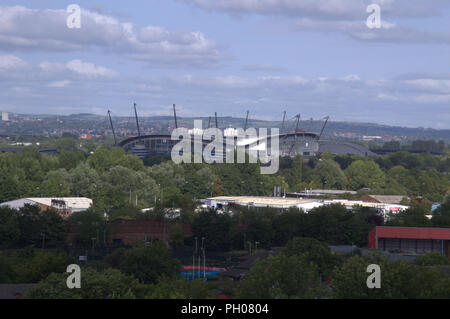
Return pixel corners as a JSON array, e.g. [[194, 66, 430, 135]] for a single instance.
[[40, 233, 46, 249], [193, 237, 198, 280], [91, 237, 96, 254], [201, 237, 206, 279]]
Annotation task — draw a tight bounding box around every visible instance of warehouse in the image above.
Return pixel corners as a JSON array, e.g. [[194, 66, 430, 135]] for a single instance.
[[368, 226, 450, 256], [204, 196, 408, 216], [0, 197, 93, 218]]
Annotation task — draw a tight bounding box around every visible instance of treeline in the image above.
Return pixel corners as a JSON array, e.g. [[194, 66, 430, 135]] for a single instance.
[[3, 237, 450, 299], [372, 139, 447, 153], [238, 237, 450, 299], [1, 138, 449, 210]]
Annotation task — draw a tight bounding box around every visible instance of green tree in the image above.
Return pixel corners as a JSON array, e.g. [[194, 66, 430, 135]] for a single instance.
[[26, 268, 141, 299], [238, 253, 323, 299], [68, 209, 107, 248], [169, 223, 185, 251], [345, 160, 386, 190], [39, 210, 68, 248], [13, 250, 75, 283], [191, 209, 233, 251], [414, 252, 450, 266], [68, 162, 101, 198], [145, 278, 214, 299], [331, 254, 450, 298], [311, 159, 347, 189], [118, 242, 181, 284], [0, 207, 20, 248], [283, 237, 339, 278], [285, 155, 303, 191]]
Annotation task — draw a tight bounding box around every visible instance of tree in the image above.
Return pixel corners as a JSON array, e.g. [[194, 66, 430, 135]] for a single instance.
[[0, 255, 15, 283], [54, 138, 79, 153], [271, 208, 306, 246], [58, 151, 85, 170], [68, 162, 101, 198], [68, 209, 107, 248], [102, 165, 158, 209], [26, 268, 141, 299], [41, 169, 70, 197], [432, 201, 450, 227], [331, 254, 450, 298], [238, 253, 323, 299], [191, 209, 233, 251], [169, 223, 185, 251], [283, 237, 339, 278], [386, 205, 431, 227], [17, 204, 43, 246], [118, 242, 181, 284], [345, 160, 386, 190], [0, 207, 20, 248], [144, 278, 214, 299], [39, 210, 68, 247], [285, 155, 302, 191], [12, 250, 75, 283], [413, 252, 450, 266], [311, 159, 347, 190], [0, 176, 21, 202]]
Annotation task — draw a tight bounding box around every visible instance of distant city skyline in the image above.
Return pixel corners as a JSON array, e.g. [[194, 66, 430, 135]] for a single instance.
[[1, 1, 450, 129]]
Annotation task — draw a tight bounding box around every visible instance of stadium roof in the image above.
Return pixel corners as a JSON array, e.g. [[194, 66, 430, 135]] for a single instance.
[[319, 140, 376, 156]]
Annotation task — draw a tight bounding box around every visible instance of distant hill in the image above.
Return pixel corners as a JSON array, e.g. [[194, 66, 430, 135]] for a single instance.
[[1, 112, 449, 143]]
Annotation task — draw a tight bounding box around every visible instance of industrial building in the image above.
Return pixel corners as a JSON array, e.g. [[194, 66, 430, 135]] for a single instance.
[[368, 226, 450, 256], [204, 196, 408, 217], [358, 195, 408, 205], [0, 197, 93, 218], [287, 189, 357, 198]]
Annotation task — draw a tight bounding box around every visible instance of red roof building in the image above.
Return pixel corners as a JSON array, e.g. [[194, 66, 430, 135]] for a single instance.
[[368, 226, 450, 256]]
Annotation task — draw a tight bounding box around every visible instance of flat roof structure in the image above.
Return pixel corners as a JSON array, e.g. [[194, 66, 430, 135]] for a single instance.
[[205, 196, 409, 216], [368, 226, 450, 256], [206, 196, 319, 210], [0, 197, 93, 217]]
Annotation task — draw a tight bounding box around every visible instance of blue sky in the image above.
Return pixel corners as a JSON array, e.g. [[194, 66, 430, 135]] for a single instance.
[[0, 0, 450, 129]]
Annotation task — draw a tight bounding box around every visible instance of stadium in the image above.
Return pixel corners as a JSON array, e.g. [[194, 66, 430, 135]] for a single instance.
[[114, 105, 374, 159]]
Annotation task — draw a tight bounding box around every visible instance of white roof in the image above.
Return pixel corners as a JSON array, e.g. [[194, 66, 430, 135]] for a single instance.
[[0, 197, 93, 211], [28, 197, 93, 210]]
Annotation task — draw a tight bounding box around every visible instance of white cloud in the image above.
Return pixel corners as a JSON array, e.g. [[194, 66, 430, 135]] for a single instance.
[[178, 0, 450, 45], [0, 55, 118, 81], [48, 80, 71, 88], [66, 60, 118, 78], [0, 54, 28, 69], [177, 0, 450, 19], [0, 5, 222, 67]]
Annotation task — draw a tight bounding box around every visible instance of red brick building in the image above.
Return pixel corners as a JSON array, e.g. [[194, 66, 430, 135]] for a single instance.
[[368, 226, 450, 256], [68, 219, 192, 247]]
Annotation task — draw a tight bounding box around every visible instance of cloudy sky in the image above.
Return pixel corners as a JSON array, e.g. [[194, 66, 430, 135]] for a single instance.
[[1, 0, 450, 128]]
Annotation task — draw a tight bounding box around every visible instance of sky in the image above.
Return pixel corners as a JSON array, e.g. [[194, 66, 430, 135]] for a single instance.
[[0, 0, 450, 129]]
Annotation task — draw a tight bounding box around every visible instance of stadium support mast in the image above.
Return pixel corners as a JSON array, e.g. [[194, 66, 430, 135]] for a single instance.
[[173, 104, 178, 129], [133, 102, 141, 137], [215, 112, 218, 129], [244, 110, 249, 130], [318, 116, 330, 140], [281, 111, 286, 134], [107, 110, 117, 145], [295, 114, 301, 132], [308, 117, 313, 132]]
